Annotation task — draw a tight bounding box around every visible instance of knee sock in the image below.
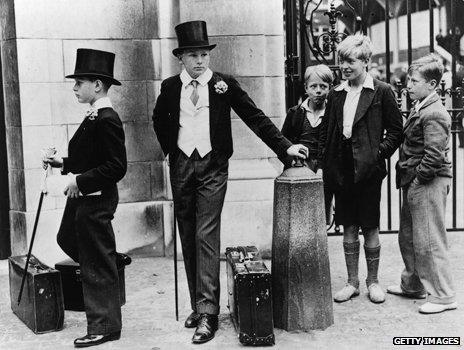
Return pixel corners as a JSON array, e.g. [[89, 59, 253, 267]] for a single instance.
[[343, 241, 360, 288], [365, 245, 381, 287]]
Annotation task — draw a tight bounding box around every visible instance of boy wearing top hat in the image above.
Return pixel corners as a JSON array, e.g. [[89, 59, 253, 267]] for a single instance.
[[153, 20, 308, 344], [43, 48, 127, 347]]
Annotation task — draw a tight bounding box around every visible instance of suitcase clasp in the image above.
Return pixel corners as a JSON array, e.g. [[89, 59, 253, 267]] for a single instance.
[[32, 263, 51, 273], [260, 288, 270, 300]]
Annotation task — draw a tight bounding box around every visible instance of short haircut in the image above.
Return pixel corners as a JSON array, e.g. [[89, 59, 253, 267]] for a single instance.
[[337, 34, 373, 62], [408, 53, 444, 85], [176, 50, 187, 59], [304, 64, 334, 85], [87, 76, 112, 91]]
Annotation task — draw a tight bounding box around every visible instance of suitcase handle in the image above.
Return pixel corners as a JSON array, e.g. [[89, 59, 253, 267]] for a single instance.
[[23, 256, 53, 273], [32, 263, 49, 272], [238, 251, 254, 263]]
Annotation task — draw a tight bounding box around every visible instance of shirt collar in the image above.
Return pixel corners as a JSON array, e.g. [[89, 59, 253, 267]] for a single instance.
[[180, 68, 213, 87], [414, 91, 437, 112], [91, 96, 113, 110], [335, 73, 375, 92], [302, 98, 325, 117]]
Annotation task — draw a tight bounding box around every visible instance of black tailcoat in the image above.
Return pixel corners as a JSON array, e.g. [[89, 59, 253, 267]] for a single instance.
[[152, 71, 292, 314], [57, 107, 127, 334], [63, 107, 127, 193], [153, 72, 292, 162]]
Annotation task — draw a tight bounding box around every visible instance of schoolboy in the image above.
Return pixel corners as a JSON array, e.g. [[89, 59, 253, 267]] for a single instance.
[[281, 64, 334, 171], [152, 20, 308, 344], [43, 48, 127, 347], [389, 54, 457, 314], [318, 34, 403, 303], [281, 64, 334, 222]]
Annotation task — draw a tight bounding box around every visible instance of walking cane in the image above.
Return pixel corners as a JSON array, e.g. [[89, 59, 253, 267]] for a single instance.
[[173, 209, 179, 321], [17, 166, 50, 305]]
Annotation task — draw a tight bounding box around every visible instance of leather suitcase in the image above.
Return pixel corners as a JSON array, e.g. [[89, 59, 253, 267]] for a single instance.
[[55, 253, 131, 311], [8, 255, 64, 334], [226, 246, 275, 346]]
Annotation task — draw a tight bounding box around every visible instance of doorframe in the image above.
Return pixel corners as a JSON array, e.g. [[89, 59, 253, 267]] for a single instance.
[[0, 40, 11, 259]]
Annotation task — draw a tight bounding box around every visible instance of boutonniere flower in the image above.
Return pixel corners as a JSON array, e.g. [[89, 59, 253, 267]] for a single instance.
[[214, 80, 228, 94], [85, 108, 98, 121]]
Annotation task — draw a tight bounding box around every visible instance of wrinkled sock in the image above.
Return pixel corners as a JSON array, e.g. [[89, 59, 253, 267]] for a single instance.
[[365, 245, 381, 287], [343, 241, 360, 288]]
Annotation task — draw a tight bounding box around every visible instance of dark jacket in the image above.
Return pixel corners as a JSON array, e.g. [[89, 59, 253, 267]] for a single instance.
[[280, 104, 322, 169], [62, 108, 127, 194], [396, 93, 452, 188], [152, 72, 292, 163], [318, 78, 403, 188]]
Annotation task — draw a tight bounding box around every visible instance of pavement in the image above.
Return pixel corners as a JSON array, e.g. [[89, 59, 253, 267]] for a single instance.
[[1, 232, 463, 350]]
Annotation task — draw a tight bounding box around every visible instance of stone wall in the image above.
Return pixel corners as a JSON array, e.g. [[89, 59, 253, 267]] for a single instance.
[[0, 0, 286, 264], [179, 0, 287, 256]]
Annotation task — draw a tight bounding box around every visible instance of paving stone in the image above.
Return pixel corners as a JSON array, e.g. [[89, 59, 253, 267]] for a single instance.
[[0, 233, 463, 349]]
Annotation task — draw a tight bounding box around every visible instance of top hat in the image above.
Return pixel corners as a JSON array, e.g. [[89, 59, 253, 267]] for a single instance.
[[65, 48, 121, 86], [172, 21, 216, 56]]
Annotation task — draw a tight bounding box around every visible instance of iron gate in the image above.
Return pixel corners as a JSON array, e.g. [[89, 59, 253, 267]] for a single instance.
[[284, 0, 464, 233]]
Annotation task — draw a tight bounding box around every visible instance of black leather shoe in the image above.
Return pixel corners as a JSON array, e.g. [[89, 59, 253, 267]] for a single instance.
[[74, 331, 121, 348], [185, 311, 201, 328], [192, 314, 218, 344]]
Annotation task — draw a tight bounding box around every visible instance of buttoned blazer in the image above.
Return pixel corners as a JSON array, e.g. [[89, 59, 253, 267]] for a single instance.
[[318, 78, 403, 187], [152, 72, 292, 163], [62, 108, 127, 195]]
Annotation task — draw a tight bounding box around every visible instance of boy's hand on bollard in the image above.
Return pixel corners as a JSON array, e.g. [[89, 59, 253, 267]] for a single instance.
[[287, 144, 308, 159]]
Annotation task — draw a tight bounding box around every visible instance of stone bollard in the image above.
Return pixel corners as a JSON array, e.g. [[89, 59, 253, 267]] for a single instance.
[[272, 162, 333, 331]]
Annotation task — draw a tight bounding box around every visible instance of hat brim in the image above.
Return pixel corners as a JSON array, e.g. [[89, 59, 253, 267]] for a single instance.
[[172, 44, 216, 57], [65, 73, 121, 86]]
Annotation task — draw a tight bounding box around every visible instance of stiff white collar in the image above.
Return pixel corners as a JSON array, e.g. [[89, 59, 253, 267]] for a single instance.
[[91, 96, 113, 110], [335, 73, 375, 92], [180, 68, 213, 87]]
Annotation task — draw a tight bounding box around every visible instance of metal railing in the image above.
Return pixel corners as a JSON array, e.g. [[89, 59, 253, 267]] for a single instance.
[[284, 0, 464, 233]]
